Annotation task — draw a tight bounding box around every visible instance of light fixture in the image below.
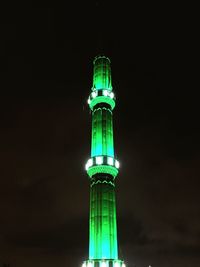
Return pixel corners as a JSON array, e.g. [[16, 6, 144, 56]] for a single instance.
[[107, 157, 114, 166], [100, 261, 108, 267], [114, 262, 120, 267], [85, 158, 93, 170], [110, 92, 114, 99], [87, 262, 94, 267], [96, 156, 103, 165], [92, 91, 97, 98], [103, 90, 108, 97], [115, 160, 120, 169]]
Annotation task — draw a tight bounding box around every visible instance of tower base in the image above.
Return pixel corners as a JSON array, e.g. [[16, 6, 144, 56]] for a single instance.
[[82, 259, 126, 267]]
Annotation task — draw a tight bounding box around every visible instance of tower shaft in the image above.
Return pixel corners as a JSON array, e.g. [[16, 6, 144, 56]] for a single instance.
[[91, 107, 114, 158], [84, 56, 125, 267], [89, 179, 118, 259]]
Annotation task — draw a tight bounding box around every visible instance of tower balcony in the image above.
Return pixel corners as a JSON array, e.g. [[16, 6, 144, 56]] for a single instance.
[[85, 156, 119, 179], [82, 259, 126, 267], [87, 89, 116, 110]]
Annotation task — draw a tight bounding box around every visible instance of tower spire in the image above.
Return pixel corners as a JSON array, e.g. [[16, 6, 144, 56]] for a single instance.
[[83, 56, 126, 267]]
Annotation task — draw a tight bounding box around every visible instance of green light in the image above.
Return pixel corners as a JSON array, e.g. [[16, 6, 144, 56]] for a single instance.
[[85, 156, 120, 177], [89, 95, 115, 110], [84, 56, 126, 266], [93, 56, 112, 91], [89, 183, 118, 259], [87, 164, 118, 178], [91, 108, 114, 158]]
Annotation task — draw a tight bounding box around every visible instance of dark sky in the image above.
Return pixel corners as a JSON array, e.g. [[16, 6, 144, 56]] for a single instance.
[[0, 1, 199, 267]]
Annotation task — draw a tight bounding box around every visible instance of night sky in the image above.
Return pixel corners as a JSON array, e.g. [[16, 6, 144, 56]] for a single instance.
[[0, 2, 199, 267]]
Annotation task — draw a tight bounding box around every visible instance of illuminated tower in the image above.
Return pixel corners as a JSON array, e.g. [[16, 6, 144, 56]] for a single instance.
[[82, 56, 126, 267]]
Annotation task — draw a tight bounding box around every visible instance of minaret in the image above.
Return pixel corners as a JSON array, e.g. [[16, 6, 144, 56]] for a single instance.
[[83, 56, 126, 267]]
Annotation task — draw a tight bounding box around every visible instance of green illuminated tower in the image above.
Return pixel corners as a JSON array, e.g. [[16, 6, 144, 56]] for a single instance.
[[83, 56, 126, 267]]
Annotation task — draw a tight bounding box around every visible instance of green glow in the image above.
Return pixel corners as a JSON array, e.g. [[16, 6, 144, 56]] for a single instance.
[[84, 56, 126, 265], [88, 56, 119, 260], [91, 108, 114, 158], [89, 95, 115, 110], [89, 183, 118, 259], [82, 259, 125, 267], [93, 56, 112, 91], [87, 164, 118, 178]]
